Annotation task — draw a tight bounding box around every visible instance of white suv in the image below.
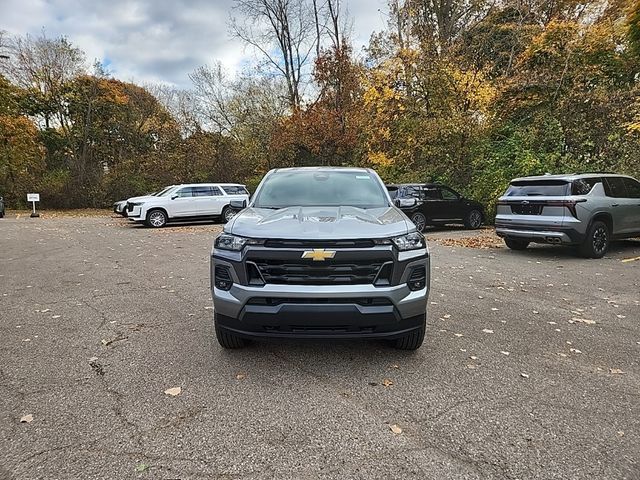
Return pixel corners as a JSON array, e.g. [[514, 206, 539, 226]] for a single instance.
[[126, 183, 249, 228]]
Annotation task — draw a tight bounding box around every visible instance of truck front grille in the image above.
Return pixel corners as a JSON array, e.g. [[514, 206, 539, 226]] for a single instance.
[[251, 259, 387, 285]]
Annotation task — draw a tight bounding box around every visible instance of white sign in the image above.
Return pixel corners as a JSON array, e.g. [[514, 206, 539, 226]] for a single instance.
[[27, 193, 40, 202]]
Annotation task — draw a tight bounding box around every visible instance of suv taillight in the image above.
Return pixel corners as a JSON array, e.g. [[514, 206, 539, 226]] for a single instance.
[[544, 199, 587, 218]]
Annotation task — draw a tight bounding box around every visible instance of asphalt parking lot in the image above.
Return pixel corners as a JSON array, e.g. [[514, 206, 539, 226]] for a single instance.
[[1, 213, 639, 480]]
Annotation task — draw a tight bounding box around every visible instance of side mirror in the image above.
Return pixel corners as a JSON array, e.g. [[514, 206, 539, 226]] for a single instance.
[[396, 198, 417, 207], [171, 195, 179, 200], [230, 199, 247, 209]]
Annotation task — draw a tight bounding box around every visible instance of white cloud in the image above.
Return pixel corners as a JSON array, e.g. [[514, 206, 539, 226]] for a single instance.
[[0, 0, 388, 88]]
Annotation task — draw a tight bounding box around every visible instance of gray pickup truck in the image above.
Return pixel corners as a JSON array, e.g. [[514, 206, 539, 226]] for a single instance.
[[210, 167, 430, 350]]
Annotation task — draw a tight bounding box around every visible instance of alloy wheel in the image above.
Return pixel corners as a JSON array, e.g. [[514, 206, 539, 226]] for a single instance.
[[592, 226, 608, 254], [224, 208, 236, 222], [411, 213, 426, 232], [469, 210, 482, 228], [149, 211, 166, 227]]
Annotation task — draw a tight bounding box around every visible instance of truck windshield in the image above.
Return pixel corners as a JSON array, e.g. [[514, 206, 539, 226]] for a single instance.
[[505, 180, 570, 197], [254, 170, 389, 209]]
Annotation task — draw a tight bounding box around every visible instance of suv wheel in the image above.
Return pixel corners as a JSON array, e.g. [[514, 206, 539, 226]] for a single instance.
[[579, 220, 610, 258], [392, 315, 425, 350], [504, 238, 529, 250], [214, 313, 246, 348], [410, 212, 427, 232], [464, 209, 483, 229], [146, 209, 167, 228], [222, 206, 236, 223]]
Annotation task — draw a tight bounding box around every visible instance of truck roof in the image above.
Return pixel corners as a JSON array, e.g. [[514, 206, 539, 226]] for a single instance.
[[270, 166, 373, 174]]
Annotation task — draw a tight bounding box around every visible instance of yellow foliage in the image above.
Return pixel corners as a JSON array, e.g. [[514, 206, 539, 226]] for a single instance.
[[368, 151, 392, 167]]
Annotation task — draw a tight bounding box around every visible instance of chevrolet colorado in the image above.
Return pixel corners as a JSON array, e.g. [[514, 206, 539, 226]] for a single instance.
[[210, 167, 430, 350]]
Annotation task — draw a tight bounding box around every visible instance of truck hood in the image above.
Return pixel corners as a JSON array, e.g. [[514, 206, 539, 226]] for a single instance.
[[226, 206, 411, 240]]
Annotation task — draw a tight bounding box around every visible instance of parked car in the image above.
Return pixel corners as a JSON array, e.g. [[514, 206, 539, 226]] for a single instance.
[[113, 200, 128, 216], [387, 183, 485, 231], [126, 183, 250, 228], [0, 195, 5, 218], [113, 186, 174, 216], [211, 167, 430, 350], [495, 173, 640, 258]]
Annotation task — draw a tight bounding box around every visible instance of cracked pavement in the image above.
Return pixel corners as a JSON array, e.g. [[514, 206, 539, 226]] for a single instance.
[[0, 214, 639, 479]]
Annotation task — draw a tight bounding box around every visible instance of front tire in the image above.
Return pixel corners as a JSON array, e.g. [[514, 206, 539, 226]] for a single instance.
[[504, 238, 529, 250], [410, 212, 427, 232], [464, 209, 483, 229], [215, 314, 246, 349], [146, 209, 167, 228], [579, 220, 609, 259], [392, 316, 425, 350]]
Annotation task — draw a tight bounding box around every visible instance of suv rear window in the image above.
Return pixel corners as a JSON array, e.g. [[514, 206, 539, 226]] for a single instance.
[[222, 185, 249, 195], [505, 180, 570, 197]]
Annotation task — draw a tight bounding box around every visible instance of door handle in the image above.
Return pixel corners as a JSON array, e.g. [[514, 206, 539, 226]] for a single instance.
[[611, 204, 619, 207]]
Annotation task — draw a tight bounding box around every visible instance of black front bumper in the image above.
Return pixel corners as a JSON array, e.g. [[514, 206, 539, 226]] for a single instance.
[[215, 306, 425, 340]]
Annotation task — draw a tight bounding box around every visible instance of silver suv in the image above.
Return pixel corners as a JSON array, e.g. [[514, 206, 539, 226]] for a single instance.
[[495, 174, 640, 258], [211, 167, 430, 350]]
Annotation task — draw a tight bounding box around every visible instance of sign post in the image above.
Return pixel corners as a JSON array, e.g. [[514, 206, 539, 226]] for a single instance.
[[27, 193, 40, 218]]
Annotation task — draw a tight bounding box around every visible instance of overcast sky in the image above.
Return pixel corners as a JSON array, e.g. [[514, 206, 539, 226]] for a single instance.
[[0, 0, 389, 88]]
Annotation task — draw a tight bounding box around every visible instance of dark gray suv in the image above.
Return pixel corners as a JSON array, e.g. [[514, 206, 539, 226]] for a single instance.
[[210, 167, 430, 350], [495, 174, 640, 258]]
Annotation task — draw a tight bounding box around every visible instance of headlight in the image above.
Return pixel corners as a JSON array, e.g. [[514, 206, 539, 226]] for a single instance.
[[392, 232, 425, 251], [215, 233, 248, 251], [130, 201, 145, 206]]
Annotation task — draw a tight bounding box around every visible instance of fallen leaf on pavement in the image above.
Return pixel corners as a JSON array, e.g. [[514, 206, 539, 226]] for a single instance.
[[520, 373, 529, 379], [621, 256, 640, 263], [469, 356, 478, 360], [609, 369, 625, 375], [500, 351, 510, 356], [40, 309, 50, 313], [482, 329, 494, 334], [236, 373, 246, 380], [382, 378, 394, 387], [570, 318, 596, 325], [389, 424, 402, 434], [570, 348, 582, 354], [136, 464, 149, 472], [164, 387, 182, 396], [20, 414, 33, 423], [51, 315, 61, 319]]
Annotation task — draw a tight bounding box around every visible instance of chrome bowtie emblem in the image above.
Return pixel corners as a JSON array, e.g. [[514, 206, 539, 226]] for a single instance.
[[301, 249, 336, 261]]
